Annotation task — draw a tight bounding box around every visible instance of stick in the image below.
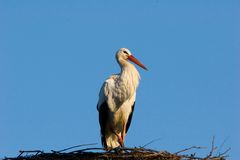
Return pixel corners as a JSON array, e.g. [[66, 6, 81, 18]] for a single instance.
[[52, 143, 98, 153]]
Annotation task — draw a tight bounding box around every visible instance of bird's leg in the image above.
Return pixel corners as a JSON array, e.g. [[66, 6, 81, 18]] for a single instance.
[[116, 133, 124, 147], [111, 127, 124, 147], [121, 123, 126, 147]]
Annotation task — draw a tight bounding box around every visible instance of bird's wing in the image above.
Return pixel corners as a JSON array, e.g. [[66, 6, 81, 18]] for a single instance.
[[97, 81, 109, 148], [97, 74, 118, 110], [97, 75, 118, 148], [97, 74, 120, 111], [98, 101, 109, 148], [97, 82, 107, 111], [126, 102, 135, 133]]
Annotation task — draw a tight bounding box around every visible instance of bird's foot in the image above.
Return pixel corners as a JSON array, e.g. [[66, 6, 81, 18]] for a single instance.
[[112, 146, 125, 154], [116, 135, 125, 148]]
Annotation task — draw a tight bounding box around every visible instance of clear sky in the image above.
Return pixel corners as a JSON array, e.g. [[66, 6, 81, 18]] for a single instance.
[[0, 0, 239, 159]]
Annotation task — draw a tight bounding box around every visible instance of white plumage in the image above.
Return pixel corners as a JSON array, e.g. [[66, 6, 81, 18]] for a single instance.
[[97, 48, 147, 149]]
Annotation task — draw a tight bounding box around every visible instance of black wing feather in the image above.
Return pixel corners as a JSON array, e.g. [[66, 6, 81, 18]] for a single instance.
[[98, 101, 110, 148], [126, 102, 135, 133]]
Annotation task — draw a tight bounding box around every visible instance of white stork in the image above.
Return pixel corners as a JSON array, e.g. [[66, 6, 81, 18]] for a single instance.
[[97, 48, 147, 150]]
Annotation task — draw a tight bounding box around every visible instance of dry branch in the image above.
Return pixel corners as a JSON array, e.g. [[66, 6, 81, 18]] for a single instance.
[[4, 144, 229, 160]]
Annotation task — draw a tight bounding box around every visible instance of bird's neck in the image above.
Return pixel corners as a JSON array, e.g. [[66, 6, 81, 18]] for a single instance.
[[108, 60, 140, 108], [119, 61, 140, 94]]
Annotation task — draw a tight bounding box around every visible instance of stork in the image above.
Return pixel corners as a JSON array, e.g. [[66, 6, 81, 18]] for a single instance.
[[97, 48, 147, 150]]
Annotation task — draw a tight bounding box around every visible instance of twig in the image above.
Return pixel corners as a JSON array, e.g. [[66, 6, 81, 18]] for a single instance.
[[175, 146, 206, 154], [121, 147, 158, 153], [52, 143, 98, 153], [17, 150, 43, 158], [70, 147, 105, 153], [206, 136, 218, 158], [217, 136, 229, 154], [218, 147, 231, 157], [141, 138, 162, 148]]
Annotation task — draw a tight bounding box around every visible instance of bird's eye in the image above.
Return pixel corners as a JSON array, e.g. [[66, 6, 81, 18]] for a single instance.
[[123, 51, 128, 55]]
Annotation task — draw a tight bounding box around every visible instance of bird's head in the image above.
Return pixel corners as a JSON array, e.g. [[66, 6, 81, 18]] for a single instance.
[[116, 48, 148, 70]]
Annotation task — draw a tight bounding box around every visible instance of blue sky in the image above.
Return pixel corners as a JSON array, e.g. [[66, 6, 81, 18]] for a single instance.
[[0, 0, 239, 159]]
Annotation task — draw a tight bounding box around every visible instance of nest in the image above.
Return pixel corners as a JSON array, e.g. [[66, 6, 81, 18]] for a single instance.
[[4, 143, 229, 160]]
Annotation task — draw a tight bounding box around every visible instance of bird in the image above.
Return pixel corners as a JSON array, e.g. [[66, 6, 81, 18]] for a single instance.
[[97, 48, 147, 150]]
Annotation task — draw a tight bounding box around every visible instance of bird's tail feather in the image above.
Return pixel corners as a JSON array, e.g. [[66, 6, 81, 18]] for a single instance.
[[103, 134, 120, 149], [101, 135, 107, 149]]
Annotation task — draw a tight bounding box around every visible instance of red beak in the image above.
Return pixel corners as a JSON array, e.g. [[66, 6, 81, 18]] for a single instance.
[[128, 55, 148, 71]]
